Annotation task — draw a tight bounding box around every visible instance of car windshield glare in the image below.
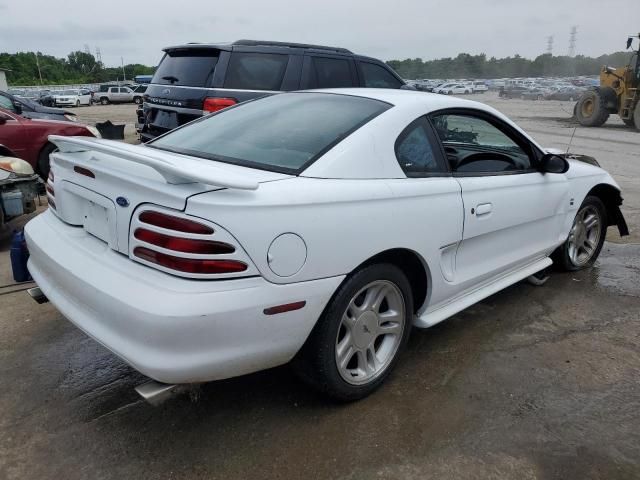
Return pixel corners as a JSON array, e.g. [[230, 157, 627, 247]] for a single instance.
[[149, 93, 391, 174]]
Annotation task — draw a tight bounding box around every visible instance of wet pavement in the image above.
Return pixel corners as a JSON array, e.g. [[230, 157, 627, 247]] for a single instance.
[[1, 208, 639, 479]]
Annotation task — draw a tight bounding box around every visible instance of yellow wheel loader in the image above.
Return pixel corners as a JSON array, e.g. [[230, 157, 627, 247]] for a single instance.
[[575, 34, 640, 129]]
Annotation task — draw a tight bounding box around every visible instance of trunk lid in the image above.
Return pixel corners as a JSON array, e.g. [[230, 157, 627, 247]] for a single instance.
[[47, 136, 290, 254]]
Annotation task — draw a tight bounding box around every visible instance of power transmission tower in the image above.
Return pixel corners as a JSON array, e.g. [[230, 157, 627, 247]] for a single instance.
[[546, 36, 554, 55], [568, 26, 577, 57], [84, 44, 91, 55], [95, 46, 102, 64]]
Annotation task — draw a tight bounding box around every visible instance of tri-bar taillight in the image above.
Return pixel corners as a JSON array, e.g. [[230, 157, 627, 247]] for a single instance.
[[46, 170, 56, 210], [132, 210, 248, 277]]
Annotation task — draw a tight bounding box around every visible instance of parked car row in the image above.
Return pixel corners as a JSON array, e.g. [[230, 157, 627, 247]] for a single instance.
[[499, 84, 586, 101], [410, 79, 488, 94]]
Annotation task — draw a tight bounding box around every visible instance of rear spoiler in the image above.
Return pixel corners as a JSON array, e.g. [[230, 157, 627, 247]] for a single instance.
[[48, 135, 259, 190]]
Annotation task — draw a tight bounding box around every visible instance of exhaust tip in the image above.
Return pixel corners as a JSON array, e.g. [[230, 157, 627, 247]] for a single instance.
[[135, 381, 199, 406], [27, 287, 49, 304]]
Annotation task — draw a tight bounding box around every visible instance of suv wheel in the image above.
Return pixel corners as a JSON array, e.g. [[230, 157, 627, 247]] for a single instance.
[[294, 263, 413, 401], [100, 97, 109, 105], [134, 96, 142, 104]]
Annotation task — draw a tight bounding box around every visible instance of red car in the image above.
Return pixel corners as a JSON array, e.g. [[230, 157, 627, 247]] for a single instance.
[[0, 107, 98, 179]]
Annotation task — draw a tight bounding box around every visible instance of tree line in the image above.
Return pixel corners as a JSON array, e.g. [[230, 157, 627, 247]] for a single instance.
[[0, 50, 155, 86], [387, 51, 634, 79], [1, 49, 636, 86]]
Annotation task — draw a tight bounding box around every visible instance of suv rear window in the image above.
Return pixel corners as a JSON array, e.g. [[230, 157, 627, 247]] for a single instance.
[[224, 52, 289, 91], [152, 49, 220, 87], [149, 92, 391, 174]]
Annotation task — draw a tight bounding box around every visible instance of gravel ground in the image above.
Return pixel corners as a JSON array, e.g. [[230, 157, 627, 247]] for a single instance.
[[1, 92, 639, 480]]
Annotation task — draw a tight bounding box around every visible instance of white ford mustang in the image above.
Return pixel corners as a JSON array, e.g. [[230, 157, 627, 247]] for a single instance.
[[25, 89, 628, 401]]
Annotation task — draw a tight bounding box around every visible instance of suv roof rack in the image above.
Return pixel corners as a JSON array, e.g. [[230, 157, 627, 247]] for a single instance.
[[232, 39, 352, 54]]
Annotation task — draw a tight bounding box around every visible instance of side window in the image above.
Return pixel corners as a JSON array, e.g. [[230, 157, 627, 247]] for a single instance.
[[224, 52, 289, 90], [431, 113, 532, 174], [110, 87, 118, 93], [0, 95, 15, 112], [309, 56, 354, 88], [360, 62, 402, 88], [395, 117, 444, 176]]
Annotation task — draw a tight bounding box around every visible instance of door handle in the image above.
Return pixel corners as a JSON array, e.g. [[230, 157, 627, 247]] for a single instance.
[[475, 203, 492, 216]]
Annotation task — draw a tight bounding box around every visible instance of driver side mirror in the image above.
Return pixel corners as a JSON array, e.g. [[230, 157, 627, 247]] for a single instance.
[[13, 102, 22, 115], [540, 153, 569, 174]]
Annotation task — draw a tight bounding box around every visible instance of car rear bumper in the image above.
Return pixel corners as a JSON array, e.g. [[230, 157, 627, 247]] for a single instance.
[[25, 210, 343, 384]]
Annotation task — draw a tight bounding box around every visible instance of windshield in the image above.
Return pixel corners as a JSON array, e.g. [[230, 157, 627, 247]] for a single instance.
[[51, 90, 63, 96], [150, 92, 391, 174], [63, 90, 78, 95]]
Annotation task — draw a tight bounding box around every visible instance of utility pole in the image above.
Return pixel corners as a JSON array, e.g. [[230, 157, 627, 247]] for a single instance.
[[568, 26, 577, 57], [34, 52, 43, 85], [121, 56, 126, 82], [546, 36, 554, 55]]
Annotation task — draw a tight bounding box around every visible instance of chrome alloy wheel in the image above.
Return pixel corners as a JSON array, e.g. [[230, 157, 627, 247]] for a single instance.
[[335, 280, 406, 385], [568, 205, 602, 267]]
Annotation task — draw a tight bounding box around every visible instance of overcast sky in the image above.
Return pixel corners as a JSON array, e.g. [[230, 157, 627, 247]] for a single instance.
[[1, 0, 639, 67]]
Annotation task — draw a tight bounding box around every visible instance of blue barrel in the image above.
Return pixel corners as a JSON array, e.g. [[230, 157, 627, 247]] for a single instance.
[[10, 230, 32, 282]]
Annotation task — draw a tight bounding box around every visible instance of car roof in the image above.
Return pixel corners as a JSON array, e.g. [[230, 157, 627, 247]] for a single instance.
[[163, 39, 353, 55], [308, 88, 494, 114]]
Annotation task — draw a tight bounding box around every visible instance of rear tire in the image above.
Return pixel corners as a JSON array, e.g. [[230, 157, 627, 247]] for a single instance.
[[134, 96, 142, 104], [75, 100, 80, 107], [575, 90, 609, 127], [293, 263, 413, 401], [37, 143, 57, 180], [552, 195, 607, 271]]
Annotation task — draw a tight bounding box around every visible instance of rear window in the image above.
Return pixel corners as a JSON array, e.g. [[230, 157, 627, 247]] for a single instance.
[[152, 49, 220, 87], [149, 92, 391, 174], [224, 52, 289, 91]]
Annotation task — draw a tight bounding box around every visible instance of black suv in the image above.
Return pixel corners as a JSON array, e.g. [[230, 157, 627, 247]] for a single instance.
[[138, 40, 406, 142]]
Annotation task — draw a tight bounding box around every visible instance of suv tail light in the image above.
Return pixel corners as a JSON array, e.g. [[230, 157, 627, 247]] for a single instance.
[[203, 97, 237, 113], [130, 209, 253, 278]]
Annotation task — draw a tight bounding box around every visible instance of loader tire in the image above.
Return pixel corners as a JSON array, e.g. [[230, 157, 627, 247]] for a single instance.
[[575, 90, 609, 127]]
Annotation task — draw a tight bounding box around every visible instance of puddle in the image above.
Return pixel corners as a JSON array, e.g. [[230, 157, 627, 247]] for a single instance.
[[591, 243, 640, 298]]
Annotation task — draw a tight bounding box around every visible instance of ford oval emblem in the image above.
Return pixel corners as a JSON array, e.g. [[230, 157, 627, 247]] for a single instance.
[[116, 197, 129, 207], [162, 88, 171, 95]]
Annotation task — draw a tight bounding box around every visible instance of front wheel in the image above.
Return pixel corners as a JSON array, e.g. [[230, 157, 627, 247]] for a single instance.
[[134, 96, 142, 104], [100, 97, 109, 105], [293, 264, 413, 401], [75, 100, 80, 107], [553, 196, 607, 271]]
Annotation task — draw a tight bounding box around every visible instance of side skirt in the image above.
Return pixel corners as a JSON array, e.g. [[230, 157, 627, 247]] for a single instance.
[[414, 257, 553, 328]]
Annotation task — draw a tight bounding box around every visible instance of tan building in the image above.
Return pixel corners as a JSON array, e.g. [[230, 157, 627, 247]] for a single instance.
[[0, 68, 9, 91]]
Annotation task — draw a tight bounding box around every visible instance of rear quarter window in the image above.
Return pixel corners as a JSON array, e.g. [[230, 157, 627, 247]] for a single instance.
[[224, 52, 289, 91], [359, 62, 402, 89], [152, 49, 220, 87]]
